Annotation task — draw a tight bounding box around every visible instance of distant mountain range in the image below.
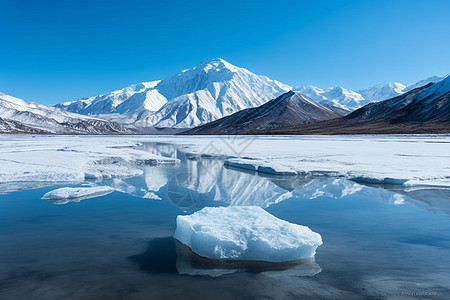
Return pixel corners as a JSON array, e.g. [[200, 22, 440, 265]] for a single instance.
[[0, 92, 131, 134], [55, 58, 291, 129], [0, 58, 447, 134], [203, 76, 449, 135], [294, 76, 445, 111], [55, 58, 445, 129]]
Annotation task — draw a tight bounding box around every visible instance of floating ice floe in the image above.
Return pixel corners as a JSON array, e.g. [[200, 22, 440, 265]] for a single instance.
[[41, 186, 114, 204], [225, 158, 297, 175], [174, 206, 322, 262]]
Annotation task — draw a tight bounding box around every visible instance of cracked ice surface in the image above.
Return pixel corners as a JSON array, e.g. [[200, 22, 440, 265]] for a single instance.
[[146, 135, 450, 187], [0, 135, 180, 186]]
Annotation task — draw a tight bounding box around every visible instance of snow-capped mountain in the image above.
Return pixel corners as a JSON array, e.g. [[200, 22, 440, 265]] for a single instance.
[[57, 57, 445, 128], [56, 81, 163, 115], [347, 75, 450, 122], [295, 85, 365, 110], [264, 76, 450, 134], [294, 75, 446, 111], [359, 82, 406, 102], [403, 75, 446, 92], [57, 58, 292, 129], [186, 91, 341, 134], [0, 92, 131, 134]]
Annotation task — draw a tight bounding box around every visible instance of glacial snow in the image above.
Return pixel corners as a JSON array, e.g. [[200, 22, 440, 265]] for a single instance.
[[173, 206, 323, 262]]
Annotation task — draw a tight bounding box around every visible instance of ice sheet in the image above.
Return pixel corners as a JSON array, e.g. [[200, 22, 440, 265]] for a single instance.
[[0, 135, 180, 185], [146, 135, 450, 187], [1, 135, 448, 188]]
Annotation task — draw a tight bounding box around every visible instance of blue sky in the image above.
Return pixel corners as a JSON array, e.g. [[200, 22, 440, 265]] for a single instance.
[[0, 0, 449, 105]]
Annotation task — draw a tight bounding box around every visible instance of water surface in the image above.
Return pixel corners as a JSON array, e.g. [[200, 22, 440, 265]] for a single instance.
[[1, 142, 449, 299]]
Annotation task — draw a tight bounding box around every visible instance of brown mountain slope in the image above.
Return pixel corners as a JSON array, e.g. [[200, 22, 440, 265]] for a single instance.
[[184, 91, 342, 135]]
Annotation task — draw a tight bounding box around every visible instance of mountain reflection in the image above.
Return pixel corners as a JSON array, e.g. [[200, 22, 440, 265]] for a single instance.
[[110, 154, 450, 215], [34, 141, 450, 214], [162, 158, 300, 211]]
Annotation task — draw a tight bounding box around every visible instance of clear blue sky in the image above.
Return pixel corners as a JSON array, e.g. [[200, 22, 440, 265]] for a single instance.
[[0, 0, 449, 105]]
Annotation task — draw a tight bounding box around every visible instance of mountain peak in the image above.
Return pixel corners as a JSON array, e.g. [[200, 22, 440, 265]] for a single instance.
[[185, 90, 341, 134], [194, 57, 240, 73], [199, 57, 226, 64]]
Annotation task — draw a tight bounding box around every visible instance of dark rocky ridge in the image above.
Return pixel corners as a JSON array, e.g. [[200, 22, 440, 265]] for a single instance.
[[185, 77, 450, 135], [184, 91, 342, 134]]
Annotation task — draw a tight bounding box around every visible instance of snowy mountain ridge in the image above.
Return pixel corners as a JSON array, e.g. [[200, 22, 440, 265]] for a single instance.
[[345, 75, 450, 122], [56, 58, 446, 128], [0, 92, 131, 134], [56, 58, 292, 128], [294, 75, 446, 111]]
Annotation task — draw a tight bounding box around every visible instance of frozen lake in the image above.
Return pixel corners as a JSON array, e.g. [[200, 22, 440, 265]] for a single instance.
[[1, 135, 450, 299]]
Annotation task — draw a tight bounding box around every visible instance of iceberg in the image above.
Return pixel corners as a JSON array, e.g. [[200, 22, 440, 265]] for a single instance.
[[41, 186, 114, 204], [174, 206, 322, 262]]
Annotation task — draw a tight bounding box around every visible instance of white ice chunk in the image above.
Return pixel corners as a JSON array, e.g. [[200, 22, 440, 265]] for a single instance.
[[225, 158, 297, 175], [41, 186, 114, 203], [174, 206, 322, 262]]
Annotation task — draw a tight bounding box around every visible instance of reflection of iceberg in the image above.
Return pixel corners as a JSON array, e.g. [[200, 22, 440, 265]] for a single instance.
[[175, 240, 322, 277], [128, 237, 178, 274]]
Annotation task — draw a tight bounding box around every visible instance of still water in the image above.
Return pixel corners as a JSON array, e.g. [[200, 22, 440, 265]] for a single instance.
[[1, 142, 449, 299]]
